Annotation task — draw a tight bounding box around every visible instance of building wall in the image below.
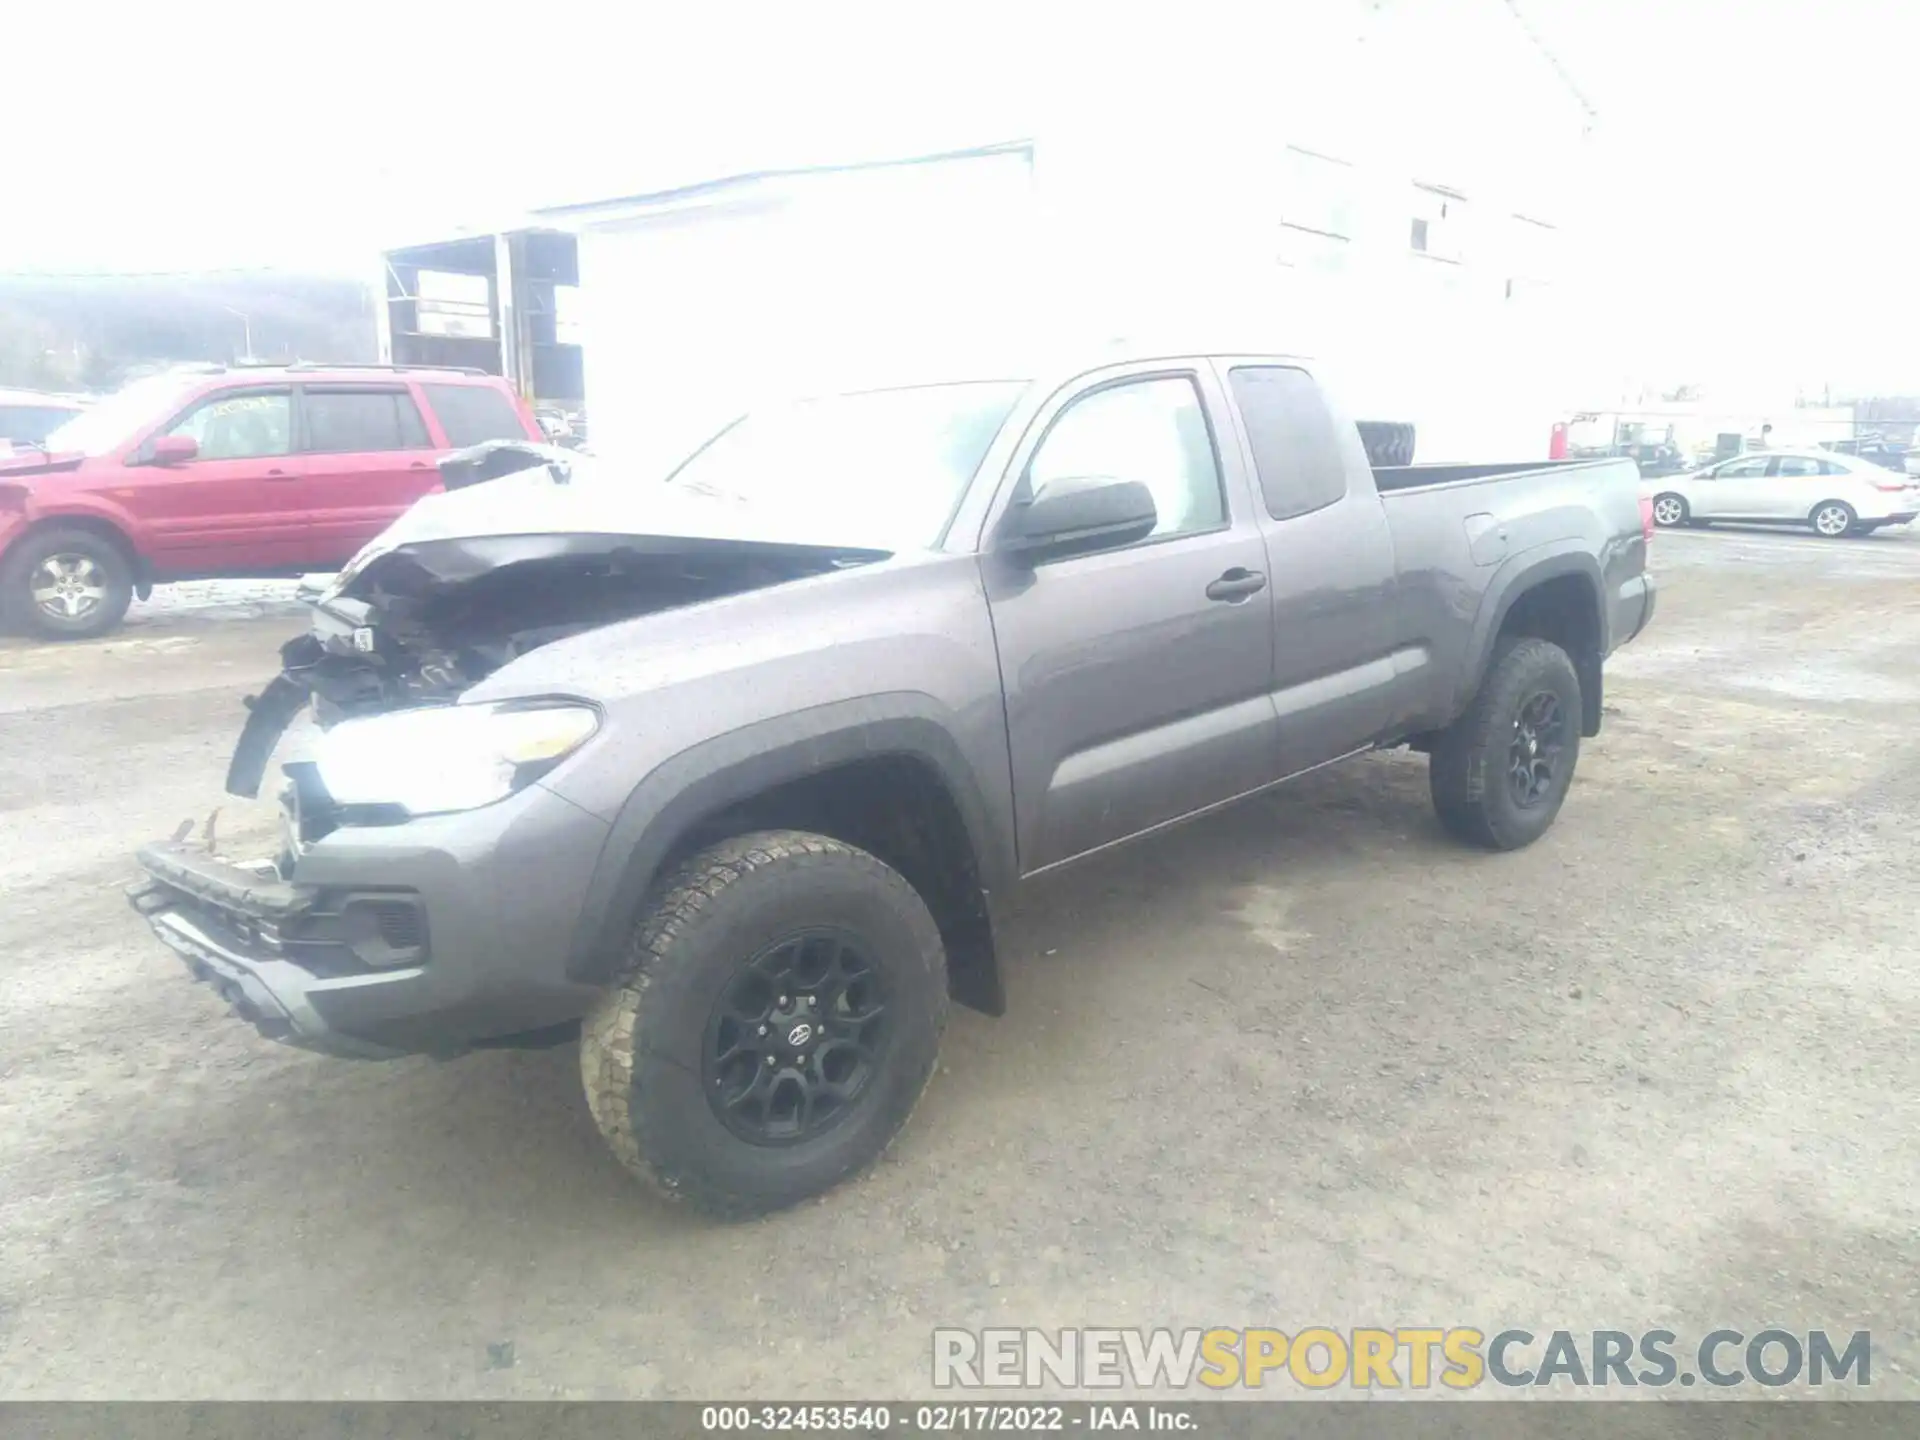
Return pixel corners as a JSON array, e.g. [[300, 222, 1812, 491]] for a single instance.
[[571, 149, 1040, 473], [559, 0, 1598, 467], [1025, 0, 1597, 459]]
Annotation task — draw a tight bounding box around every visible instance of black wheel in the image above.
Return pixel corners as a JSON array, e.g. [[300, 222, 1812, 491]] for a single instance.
[[1809, 500, 1857, 539], [1430, 637, 1582, 851], [0, 527, 135, 639], [1650, 493, 1689, 528], [580, 830, 948, 1218]]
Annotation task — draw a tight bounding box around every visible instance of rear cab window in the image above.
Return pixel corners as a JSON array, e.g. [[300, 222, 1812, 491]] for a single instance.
[[1226, 366, 1351, 520], [419, 382, 532, 448]]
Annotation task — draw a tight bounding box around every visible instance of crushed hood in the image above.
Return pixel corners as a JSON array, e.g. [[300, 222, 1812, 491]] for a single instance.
[[224, 447, 901, 799], [326, 449, 891, 602]]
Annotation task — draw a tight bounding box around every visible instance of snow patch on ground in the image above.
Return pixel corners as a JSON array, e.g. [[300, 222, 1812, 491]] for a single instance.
[[127, 579, 315, 625]]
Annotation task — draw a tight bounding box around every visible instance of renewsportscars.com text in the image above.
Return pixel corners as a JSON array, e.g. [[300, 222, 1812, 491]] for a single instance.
[[932, 1327, 1872, 1391]]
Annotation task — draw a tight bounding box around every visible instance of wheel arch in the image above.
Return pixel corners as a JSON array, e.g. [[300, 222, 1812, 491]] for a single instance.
[[4, 509, 141, 566], [1462, 546, 1607, 737], [0, 512, 149, 625], [567, 702, 1015, 1016]]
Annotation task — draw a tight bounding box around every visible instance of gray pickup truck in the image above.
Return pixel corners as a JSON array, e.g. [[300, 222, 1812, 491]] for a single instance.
[[129, 345, 1656, 1216]]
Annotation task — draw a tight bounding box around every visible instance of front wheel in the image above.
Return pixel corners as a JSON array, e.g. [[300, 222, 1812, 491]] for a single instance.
[[1650, 493, 1690, 528], [580, 831, 948, 1218], [1430, 637, 1583, 851], [1810, 500, 1857, 538], [0, 527, 135, 639]]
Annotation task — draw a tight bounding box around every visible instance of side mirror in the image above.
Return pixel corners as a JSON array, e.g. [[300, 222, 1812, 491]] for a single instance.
[[150, 435, 199, 465], [999, 476, 1158, 562]]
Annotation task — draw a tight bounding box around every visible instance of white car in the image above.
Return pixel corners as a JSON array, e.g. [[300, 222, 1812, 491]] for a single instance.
[[1647, 449, 1920, 538], [0, 389, 88, 451]]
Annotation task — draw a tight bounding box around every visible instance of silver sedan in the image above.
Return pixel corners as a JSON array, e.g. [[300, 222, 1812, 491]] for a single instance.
[[1648, 450, 1920, 538]]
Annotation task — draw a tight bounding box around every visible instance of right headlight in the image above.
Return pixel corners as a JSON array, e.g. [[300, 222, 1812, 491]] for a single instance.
[[312, 701, 599, 817]]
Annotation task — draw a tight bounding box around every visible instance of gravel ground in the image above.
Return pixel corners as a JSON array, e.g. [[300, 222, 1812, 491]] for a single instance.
[[0, 527, 1915, 1400]]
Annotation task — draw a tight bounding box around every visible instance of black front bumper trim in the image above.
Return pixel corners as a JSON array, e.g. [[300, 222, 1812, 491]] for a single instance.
[[135, 840, 312, 916], [129, 845, 404, 1060]]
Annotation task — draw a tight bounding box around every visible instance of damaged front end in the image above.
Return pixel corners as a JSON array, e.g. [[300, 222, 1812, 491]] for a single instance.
[[223, 443, 889, 799], [130, 443, 890, 1056]]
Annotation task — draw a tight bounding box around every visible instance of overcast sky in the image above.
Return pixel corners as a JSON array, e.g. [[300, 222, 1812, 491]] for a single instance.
[[1536, 0, 1917, 397], [4, 0, 1914, 395]]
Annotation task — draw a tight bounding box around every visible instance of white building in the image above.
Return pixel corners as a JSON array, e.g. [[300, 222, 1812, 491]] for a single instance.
[[385, 0, 1600, 471]]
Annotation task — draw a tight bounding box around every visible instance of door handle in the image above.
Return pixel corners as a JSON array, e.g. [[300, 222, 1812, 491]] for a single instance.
[[408, 462, 430, 470], [263, 468, 298, 481], [1205, 567, 1267, 602]]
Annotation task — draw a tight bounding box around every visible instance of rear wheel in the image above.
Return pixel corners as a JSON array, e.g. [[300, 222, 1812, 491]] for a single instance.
[[0, 527, 135, 639], [1430, 637, 1583, 851], [1810, 500, 1857, 538], [580, 830, 948, 1218]]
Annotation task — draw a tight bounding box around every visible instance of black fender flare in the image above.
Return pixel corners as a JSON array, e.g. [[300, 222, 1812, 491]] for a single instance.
[[565, 696, 1015, 1006], [1459, 544, 1607, 733]]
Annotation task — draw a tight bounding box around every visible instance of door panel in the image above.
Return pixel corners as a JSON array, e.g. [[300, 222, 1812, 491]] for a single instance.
[[983, 369, 1278, 873], [299, 387, 444, 562], [1263, 499, 1406, 774], [1702, 456, 1774, 516], [300, 452, 441, 562], [989, 532, 1277, 870], [1219, 363, 1407, 772], [130, 388, 308, 572], [1765, 454, 1828, 518]]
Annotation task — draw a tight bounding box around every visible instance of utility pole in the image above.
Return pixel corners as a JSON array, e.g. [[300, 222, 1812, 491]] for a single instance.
[[219, 304, 255, 361]]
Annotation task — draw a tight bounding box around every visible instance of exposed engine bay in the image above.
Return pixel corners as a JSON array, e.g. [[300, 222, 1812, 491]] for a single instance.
[[225, 443, 888, 798]]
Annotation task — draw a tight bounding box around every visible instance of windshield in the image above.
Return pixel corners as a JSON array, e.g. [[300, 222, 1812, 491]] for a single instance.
[[661, 381, 1028, 550], [43, 372, 204, 455]]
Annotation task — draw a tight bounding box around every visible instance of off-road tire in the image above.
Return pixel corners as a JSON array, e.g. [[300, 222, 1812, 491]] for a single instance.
[[0, 526, 135, 639], [1429, 637, 1583, 851], [580, 830, 948, 1219]]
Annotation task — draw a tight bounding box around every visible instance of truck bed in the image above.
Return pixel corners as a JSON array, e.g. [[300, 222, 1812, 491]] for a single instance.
[[1368, 452, 1652, 736]]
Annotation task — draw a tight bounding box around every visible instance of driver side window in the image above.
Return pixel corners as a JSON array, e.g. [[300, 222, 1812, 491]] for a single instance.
[[1027, 376, 1225, 540], [1716, 457, 1771, 479], [165, 390, 292, 460]]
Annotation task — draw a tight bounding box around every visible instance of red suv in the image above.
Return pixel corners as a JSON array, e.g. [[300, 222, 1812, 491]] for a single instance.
[[0, 364, 542, 639]]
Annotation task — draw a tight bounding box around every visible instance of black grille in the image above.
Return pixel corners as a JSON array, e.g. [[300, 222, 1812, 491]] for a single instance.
[[369, 901, 424, 951], [281, 891, 430, 973]]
